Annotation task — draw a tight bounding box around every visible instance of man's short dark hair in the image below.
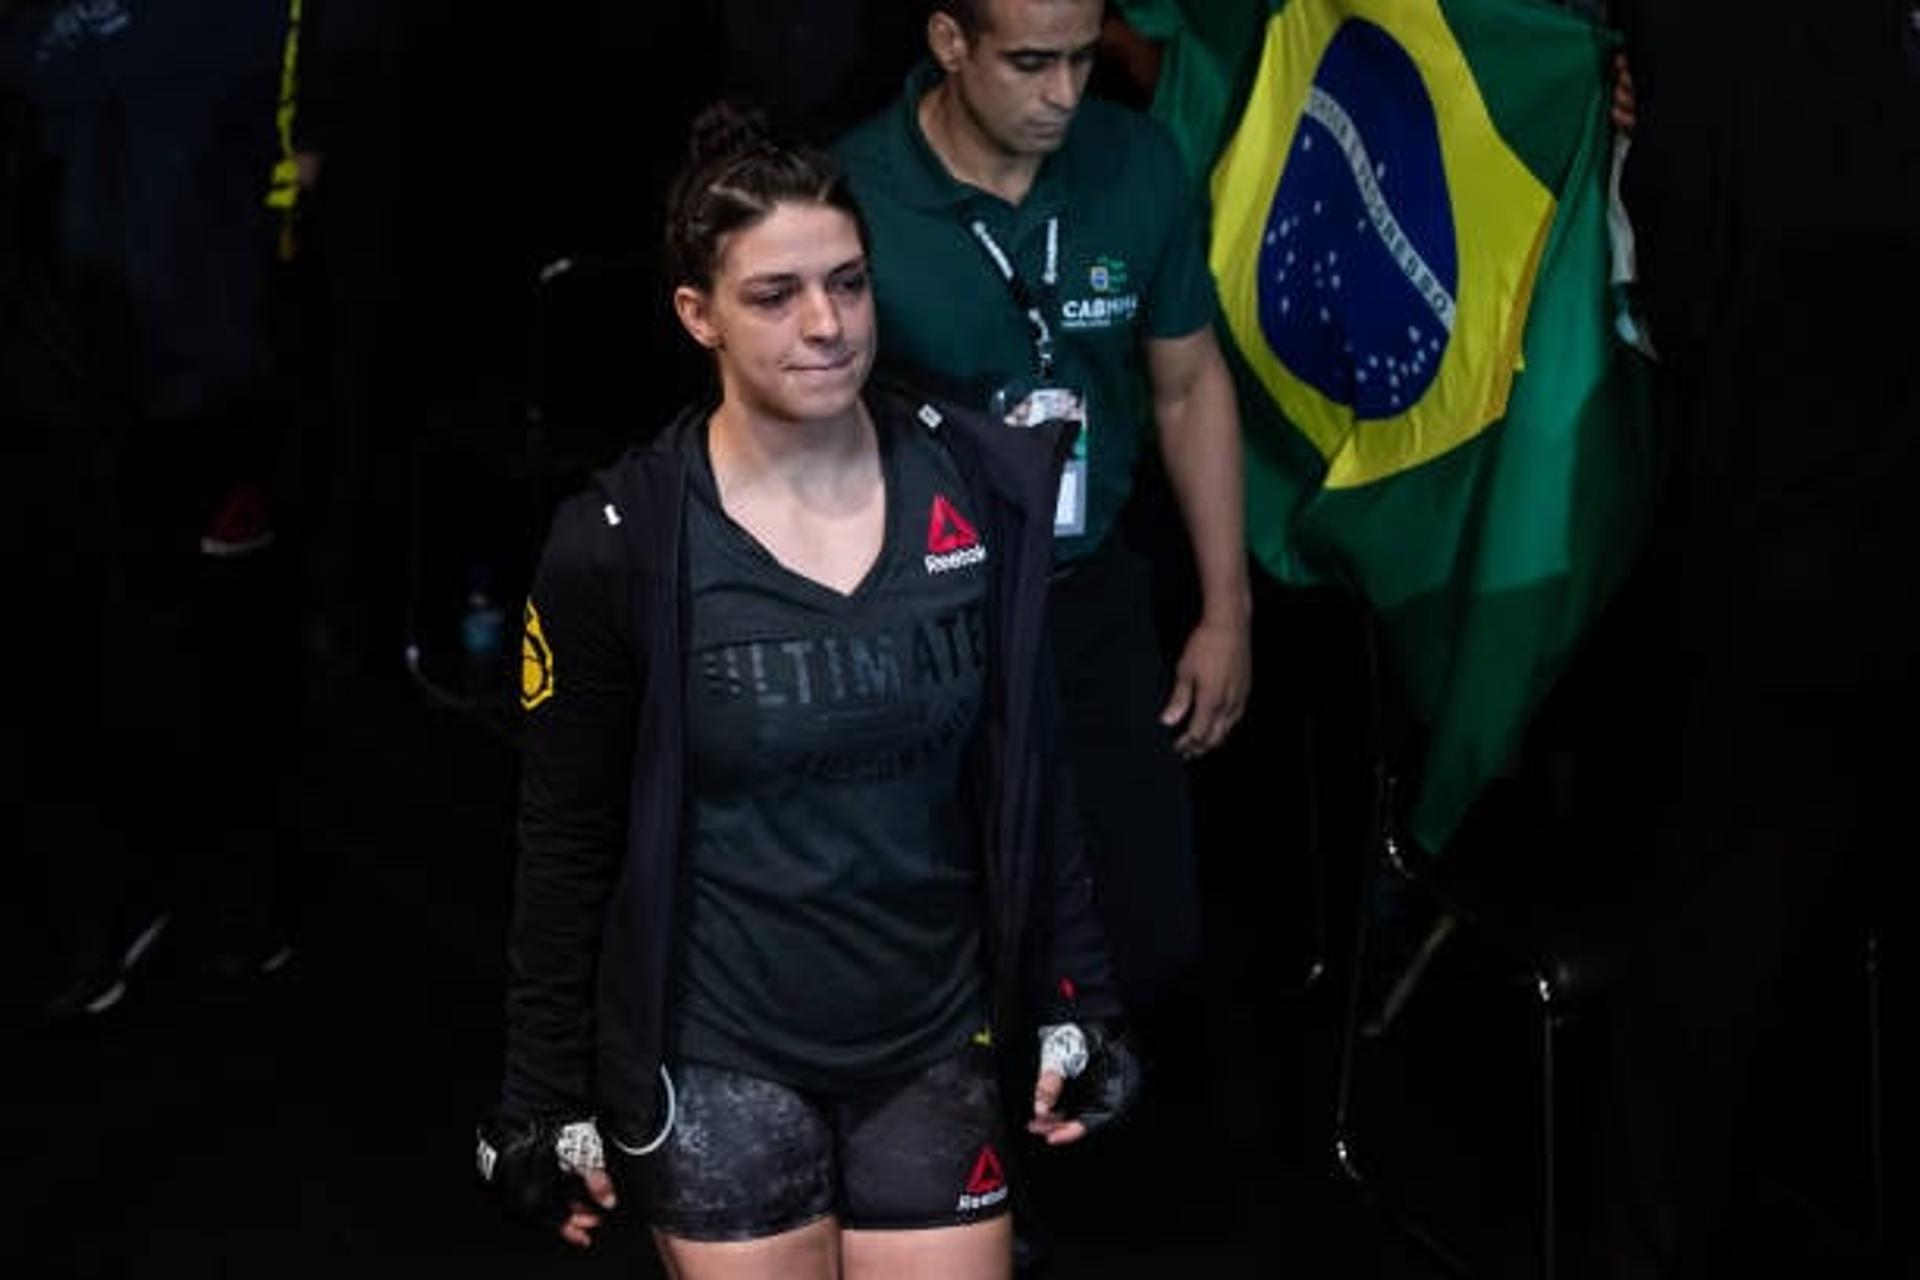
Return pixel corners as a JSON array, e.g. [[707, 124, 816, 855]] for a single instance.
[[933, 0, 988, 38], [934, 0, 1106, 40]]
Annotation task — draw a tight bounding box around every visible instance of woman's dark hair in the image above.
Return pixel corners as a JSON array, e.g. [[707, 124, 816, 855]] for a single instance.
[[664, 101, 870, 291]]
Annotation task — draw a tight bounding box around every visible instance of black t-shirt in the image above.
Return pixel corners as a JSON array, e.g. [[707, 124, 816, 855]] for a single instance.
[[673, 399, 994, 1090]]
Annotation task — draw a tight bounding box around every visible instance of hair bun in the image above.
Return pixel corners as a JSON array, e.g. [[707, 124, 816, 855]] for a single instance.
[[664, 98, 863, 290], [686, 101, 777, 171]]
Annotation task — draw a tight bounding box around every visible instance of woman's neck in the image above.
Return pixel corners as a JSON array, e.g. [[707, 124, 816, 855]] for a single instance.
[[706, 396, 878, 508]]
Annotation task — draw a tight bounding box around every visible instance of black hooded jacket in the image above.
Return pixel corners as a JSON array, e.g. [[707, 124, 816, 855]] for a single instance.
[[499, 381, 1120, 1139]]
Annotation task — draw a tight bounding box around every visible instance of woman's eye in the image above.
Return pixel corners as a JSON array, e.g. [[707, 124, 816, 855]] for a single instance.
[[830, 271, 869, 296], [747, 288, 791, 309]]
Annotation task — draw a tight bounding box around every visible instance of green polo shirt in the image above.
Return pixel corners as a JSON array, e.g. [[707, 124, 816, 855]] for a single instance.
[[835, 64, 1217, 561]]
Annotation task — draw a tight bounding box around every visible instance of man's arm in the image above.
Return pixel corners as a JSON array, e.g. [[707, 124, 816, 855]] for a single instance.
[[1144, 324, 1252, 758]]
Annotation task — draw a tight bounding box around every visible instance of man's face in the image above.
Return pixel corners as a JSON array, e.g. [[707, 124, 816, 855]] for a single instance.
[[944, 0, 1104, 158]]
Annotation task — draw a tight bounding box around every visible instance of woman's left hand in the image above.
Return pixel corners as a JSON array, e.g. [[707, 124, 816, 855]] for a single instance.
[[1028, 1063, 1090, 1146], [1026, 1022, 1144, 1146]]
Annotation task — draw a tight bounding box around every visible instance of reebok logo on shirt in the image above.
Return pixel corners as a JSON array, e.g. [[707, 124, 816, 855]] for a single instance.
[[925, 494, 987, 574]]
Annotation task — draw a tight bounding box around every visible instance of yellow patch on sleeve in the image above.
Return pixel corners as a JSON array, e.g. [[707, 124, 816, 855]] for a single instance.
[[521, 600, 555, 710]]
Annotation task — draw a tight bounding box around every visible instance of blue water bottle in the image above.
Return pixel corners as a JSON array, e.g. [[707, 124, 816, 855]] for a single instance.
[[460, 562, 507, 697]]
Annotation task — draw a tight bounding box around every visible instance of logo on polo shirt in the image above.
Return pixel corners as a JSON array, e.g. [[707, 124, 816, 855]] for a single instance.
[[1063, 254, 1139, 330], [956, 1143, 1008, 1212], [925, 494, 987, 574]]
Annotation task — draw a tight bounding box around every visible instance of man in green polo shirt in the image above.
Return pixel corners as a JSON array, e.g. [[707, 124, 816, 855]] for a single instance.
[[835, 0, 1251, 1035]]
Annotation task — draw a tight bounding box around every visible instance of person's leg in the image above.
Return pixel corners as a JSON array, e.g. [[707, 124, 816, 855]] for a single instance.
[[653, 1218, 841, 1280], [187, 405, 298, 971], [843, 1219, 1012, 1280], [631, 1061, 840, 1278], [25, 424, 159, 1015], [44, 424, 200, 1009], [839, 1043, 1014, 1279]]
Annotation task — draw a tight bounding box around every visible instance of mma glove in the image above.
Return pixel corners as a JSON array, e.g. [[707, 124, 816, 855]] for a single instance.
[[474, 1112, 606, 1228], [1037, 1020, 1144, 1135]]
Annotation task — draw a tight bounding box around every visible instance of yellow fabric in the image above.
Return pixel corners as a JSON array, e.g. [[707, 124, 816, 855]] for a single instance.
[[266, 0, 303, 259], [1209, 0, 1554, 488], [522, 601, 555, 711]]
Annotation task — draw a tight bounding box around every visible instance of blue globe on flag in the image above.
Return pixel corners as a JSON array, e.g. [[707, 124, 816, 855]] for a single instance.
[[1256, 20, 1457, 421]]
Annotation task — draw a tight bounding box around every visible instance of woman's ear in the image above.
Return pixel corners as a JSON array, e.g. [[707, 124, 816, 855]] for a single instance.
[[674, 285, 721, 350]]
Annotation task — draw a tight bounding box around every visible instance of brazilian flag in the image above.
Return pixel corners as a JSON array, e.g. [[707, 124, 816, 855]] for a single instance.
[[1145, 0, 1656, 853]]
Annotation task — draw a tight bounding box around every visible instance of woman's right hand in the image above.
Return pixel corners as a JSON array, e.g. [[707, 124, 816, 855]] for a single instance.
[[476, 1115, 619, 1247], [557, 1165, 618, 1248]]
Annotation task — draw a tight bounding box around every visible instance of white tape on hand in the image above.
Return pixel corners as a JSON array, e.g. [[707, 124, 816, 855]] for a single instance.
[[1038, 1022, 1089, 1079], [555, 1120, 606, 1176]]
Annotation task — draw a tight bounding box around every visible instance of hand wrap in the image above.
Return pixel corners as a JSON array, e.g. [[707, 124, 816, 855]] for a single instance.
[[475, 1115, 604, 1226], [1036, 1021, 1143, 1135]]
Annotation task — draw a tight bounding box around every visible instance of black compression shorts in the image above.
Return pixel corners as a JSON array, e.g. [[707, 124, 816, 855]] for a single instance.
[[625, 1042, 1010, 1241]]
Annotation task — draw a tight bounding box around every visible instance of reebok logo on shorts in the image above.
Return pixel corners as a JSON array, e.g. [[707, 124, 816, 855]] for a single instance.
[[925, 495, 987, 574], [955, 1144, 1008, 1212]]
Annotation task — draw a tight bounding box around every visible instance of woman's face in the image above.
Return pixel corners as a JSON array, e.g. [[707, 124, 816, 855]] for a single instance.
[[676, 202, 876, 426]]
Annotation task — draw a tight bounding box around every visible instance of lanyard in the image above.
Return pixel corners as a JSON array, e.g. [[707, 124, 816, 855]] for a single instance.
[[968, 216, 1060, 381]]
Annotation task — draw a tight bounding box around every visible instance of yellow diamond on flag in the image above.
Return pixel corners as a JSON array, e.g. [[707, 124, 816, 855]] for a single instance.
[[1210, 0, 1554, 488]]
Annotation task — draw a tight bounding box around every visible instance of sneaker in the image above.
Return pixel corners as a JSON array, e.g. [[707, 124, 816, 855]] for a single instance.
[[43, 912, 171, 1020], [201, 924, 295, 981]]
